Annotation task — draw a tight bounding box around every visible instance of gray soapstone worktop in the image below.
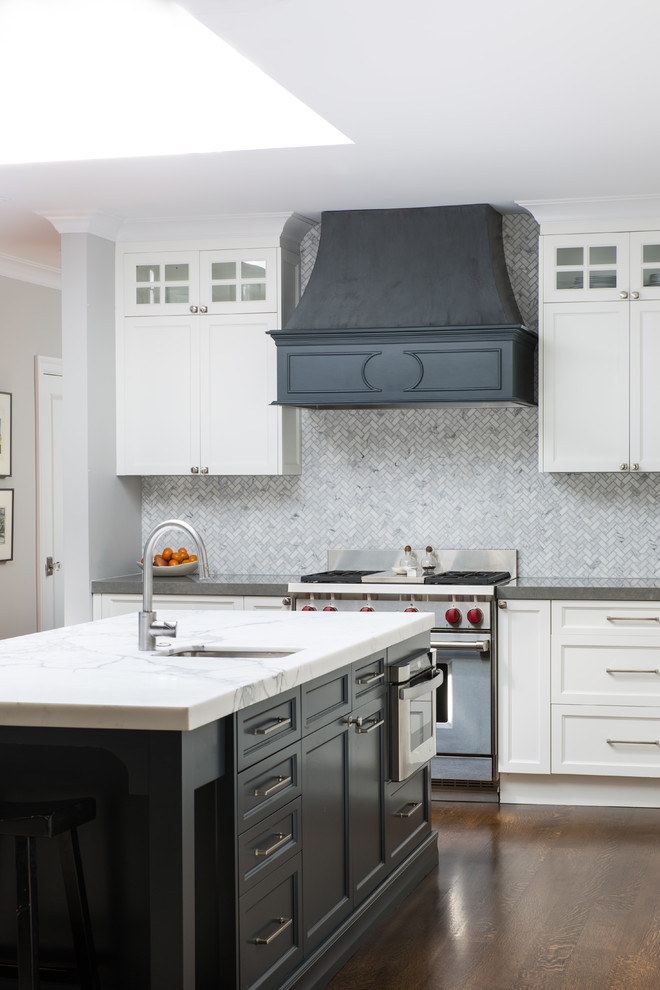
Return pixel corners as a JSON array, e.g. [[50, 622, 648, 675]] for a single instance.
[[497, 577, 660, 601], [91, 572, 660, 601], [91, 572, 296, 596]]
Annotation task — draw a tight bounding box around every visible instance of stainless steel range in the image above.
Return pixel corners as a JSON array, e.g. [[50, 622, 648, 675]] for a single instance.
[[288, 548, 517, 795]]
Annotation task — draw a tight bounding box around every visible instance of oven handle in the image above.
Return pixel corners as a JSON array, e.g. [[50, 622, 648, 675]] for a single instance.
[[399, 669, 444, 702], [431, 640, 489, 654]]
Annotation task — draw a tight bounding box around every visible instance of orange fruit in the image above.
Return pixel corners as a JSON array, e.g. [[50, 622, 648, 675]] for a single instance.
[[162, 548, 173, 560], [171, 552, 184, 563], [188, 554, 198, 562], [177, 547, 189, 560], [168, 559, 179, 566]]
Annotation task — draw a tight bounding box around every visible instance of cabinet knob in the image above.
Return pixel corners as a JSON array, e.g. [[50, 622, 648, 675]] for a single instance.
[[632, 463, 640, 471], [199, 305, 208, 314], [191, 466, 199, 474], [619, 291, 629, 299], [620, 463, 628, 471], [189, 305, 199, 313], [200, 466, 209, 474], [631, 291, 640, 300]]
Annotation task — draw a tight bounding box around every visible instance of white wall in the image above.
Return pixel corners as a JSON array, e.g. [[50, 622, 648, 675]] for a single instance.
[[60, 232, 141, 626], [0, 274, 61, 639]]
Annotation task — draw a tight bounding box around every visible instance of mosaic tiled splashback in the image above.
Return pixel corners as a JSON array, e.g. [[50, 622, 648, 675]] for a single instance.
[[143, 214, 660, 579]]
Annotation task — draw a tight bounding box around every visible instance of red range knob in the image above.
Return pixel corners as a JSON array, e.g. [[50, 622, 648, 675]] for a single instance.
[[323, 606, 338, 612], [301, 605, 316, 611], [467, 607, 483, 624], [404, 606, 419, 612], [360, 606, 375, 612], [445, 607, 461, 624]]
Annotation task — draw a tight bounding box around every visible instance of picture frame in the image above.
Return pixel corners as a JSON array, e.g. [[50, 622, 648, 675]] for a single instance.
[[0, 392, 11, 477], [0, 489, 13, 562]]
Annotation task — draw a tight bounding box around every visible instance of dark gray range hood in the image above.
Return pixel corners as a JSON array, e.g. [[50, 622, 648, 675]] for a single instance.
[[269, 204, 537, 407]]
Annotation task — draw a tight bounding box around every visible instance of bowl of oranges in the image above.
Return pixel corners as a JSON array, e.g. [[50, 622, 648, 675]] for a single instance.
[[138, 546, 199, 577]]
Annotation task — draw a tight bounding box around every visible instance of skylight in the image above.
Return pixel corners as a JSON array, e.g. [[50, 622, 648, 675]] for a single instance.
[[0, 0, 351, 164]]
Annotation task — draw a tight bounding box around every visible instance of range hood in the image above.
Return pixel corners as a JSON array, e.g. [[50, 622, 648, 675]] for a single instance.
[[269, 204, 537, 407]]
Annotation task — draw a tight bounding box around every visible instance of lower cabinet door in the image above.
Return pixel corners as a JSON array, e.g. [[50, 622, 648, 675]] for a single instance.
[[239, 854, 303, 990], [301, 717, 351, 954], [385, 766, 430, 868], [349, 693, 388, 904]]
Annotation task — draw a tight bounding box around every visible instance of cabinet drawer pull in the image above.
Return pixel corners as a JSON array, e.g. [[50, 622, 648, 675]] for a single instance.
[[356, 716, 385, 734], [253, 832, 293, 857], [252, 917, 293, 945], [252, 775, 292, 797], [252, 716, 292, 736], [606, 739, 660, 746], [606, 615, 660, 622], [395, 801, 422, 819], [606, 668, 659, 675], [356, 671, 384, 685]]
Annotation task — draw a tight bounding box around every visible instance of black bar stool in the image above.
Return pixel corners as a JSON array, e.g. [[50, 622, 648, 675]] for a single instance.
[[0, 797, 99, 990]]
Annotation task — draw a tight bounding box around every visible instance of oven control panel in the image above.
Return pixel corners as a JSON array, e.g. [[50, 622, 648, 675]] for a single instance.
[[434, 600, 491, 631]]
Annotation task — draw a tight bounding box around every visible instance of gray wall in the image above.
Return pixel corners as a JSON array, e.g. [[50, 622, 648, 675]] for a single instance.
[[143, 214, 660, 580], [0, 275, 61, 638]]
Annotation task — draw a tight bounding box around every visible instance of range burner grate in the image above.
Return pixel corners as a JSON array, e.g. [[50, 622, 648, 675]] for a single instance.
[[300, 570, 381, 584], [424, 570, 511, 585]]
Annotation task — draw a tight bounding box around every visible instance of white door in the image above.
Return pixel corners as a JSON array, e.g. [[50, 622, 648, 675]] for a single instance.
[[541, 302, 630, 472], [630, 301, 660, 471], [36, 356, 64, 630]]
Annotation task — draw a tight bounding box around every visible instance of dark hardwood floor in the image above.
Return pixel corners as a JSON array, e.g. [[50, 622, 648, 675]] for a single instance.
[[326, 801, 660, 990]]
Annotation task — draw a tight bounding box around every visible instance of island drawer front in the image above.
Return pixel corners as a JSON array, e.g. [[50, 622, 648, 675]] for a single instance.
[[238, 798, 301, 895], [551, 638, 660, 705], [385, 765, 430, 868], [237, 742, 302, 831], [301, 667, 351, 734], [353, 652, 387, 705], [239, 853, 303, 990], [552, 602, 660, 635], [236, 687, 301, 771], [552, 705, 660, 777]]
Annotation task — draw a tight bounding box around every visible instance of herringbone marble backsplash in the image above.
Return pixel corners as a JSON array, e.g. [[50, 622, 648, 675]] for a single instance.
[[143, 214, 660, 579]]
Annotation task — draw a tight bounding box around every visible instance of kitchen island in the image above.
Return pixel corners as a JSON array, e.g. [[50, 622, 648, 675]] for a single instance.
[[0, 609, 436, 990]]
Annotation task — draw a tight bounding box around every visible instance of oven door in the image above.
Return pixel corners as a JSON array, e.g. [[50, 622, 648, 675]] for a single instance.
[[432, 635, 492, 781], [389, 660, 444, 782]]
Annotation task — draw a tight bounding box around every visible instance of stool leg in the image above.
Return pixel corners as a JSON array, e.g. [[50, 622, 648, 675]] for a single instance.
[[15, 835, 40, 990], [58, 827, 100, 990]]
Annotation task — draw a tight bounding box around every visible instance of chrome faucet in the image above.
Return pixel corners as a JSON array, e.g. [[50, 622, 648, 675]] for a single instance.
[[138, 518, 210, 650]]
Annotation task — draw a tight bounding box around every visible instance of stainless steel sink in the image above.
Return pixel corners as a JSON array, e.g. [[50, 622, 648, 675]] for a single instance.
[[157, 646, 297, 659]]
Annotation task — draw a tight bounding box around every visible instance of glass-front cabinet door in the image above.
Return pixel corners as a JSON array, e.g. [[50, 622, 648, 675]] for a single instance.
[[122, 252, 199, 316], [629, 233, 660, 301], [543, 233, 629, 301], [199, 248, 277, 314]]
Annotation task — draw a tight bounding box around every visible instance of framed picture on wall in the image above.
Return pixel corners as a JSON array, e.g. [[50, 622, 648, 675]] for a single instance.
[[0, 489, 13, 562], [0, 392, 11, 477]]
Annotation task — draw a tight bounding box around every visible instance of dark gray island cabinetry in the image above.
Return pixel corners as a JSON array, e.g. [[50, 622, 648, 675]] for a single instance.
[[0, 610, 436, 990], [226, 640, 437, 990]]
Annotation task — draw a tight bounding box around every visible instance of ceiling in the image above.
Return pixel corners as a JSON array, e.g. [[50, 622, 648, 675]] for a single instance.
[[2, 0, 659, 269]]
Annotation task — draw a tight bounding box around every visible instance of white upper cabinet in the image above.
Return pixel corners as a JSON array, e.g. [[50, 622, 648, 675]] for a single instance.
[[543, 232, 660, 303], [123, 248, 278, 316], [115, 214, 312, 477], [532, 212, 660, 473]]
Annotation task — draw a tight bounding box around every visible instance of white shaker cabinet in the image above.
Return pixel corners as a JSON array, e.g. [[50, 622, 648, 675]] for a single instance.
[[92, 594, 290, 620], [497, 599, 551, 774], [538, 228, 660, 472], [115, 217, 311, 476], [116, 313, 300, 476]]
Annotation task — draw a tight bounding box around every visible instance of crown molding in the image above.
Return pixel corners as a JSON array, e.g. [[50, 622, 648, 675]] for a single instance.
[[0, 252, 61, 289], [35, 210, 122, 239], [115, 211, 318, 246], [518, 195, 660, 230]]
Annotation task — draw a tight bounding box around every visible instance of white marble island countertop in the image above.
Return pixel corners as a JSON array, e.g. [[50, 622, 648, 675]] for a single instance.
[[0, 610, 432, 732]]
